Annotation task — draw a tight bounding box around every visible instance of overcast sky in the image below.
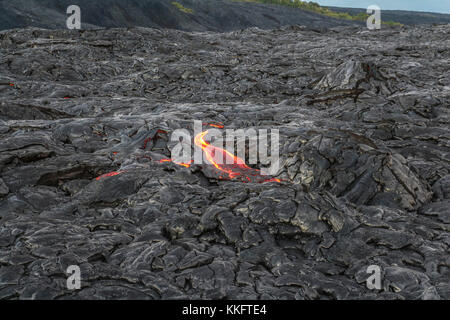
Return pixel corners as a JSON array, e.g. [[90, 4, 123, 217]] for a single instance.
[[315, 0, 450, 14]]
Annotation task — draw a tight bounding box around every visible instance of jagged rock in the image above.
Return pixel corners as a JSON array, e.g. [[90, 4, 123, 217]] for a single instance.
[[314, 59, 368, 91], [432, 175, 450, 200], [0, 24, 449, 300]]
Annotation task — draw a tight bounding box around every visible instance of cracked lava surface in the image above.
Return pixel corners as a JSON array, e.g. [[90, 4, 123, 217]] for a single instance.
[[0, 25, 449, 299]]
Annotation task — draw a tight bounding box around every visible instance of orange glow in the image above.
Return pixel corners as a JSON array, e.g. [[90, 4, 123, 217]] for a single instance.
[[193, 130, 280, 183], [159, 158, 193, 168], [263, 178, 281, 183], [203, 122, 225, 129], [194, 130, 250, 179], [96, 171, 125, 180], [152, 127, 281, 183]]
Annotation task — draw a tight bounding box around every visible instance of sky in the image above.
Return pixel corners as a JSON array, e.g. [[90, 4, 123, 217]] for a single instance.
[[314, 0, 450, 14]]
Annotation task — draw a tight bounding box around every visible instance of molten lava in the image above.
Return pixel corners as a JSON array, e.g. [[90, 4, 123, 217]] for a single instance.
[[194, 130, 249, 178], [193, 130, 280, 183], [203, 122, 224, 129], [152, 126, 280, 183], [159, 159, 193, 168], [96, 171, 125, 180], [97, 126, 280, 183]]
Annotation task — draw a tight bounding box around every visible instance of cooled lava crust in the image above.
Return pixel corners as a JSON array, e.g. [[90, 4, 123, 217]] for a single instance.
[[0, 24, 449, 299]]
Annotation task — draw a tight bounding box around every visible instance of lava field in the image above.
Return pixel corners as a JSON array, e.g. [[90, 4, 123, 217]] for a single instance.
[[0, 24, 449, 299]]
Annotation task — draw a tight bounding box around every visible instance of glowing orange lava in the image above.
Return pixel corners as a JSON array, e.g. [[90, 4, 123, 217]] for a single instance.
[[159, 159, 193, 168], [96, 171, 125, 180], [194, 130, 250, 179], [203, 122, 224, 129], [193, 130, 280, 183], [140, 126, 281, 183]]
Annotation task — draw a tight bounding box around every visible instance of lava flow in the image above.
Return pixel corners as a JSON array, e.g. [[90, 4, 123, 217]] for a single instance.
[[96, 170, 126, 180], [191, 130, 280, 183], [96, 127, 281, 183], [194, 130, 250, 178], [155, 126, 280, 183], [159, 158, 193, 168]]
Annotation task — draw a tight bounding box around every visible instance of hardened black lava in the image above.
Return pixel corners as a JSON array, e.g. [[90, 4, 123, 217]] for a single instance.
[[0, 24, 449, 300]]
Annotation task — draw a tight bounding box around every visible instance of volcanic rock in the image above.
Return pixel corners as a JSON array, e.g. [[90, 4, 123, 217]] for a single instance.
[[2, 0, 450, 32], [0, 23, 449, 300]]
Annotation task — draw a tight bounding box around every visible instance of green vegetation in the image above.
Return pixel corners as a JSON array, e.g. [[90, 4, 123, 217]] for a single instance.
[[172, 2, 195, 14], [383, 20, 403, 27], [233, 0, 403, 26]]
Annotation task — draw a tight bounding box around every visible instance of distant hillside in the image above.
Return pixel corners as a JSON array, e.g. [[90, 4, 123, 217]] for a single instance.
[[0, 0, 449, 32], [328, 6, 450, 25], [0, 0, 362, 32]]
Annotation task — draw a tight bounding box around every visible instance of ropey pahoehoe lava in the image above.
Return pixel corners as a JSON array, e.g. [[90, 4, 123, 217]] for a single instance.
[[0, 23, 449, 300], [97, 125, 281, 183]]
